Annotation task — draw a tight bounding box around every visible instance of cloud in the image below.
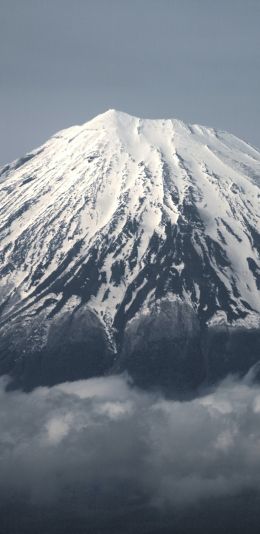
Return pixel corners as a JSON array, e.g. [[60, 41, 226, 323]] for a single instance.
[[1, 373, 260, 524]]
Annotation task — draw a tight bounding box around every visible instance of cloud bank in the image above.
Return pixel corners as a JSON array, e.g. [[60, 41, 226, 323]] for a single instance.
[[1, 373, 260, 531]]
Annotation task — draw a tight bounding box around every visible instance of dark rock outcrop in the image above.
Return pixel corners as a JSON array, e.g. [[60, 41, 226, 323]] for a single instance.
[[116, 299, 206, 397], [0, 305, 114, 391], [202, 324, 260, 384]]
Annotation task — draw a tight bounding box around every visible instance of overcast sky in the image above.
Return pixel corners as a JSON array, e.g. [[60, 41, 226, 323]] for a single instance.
[[0, 0, 259, 164]]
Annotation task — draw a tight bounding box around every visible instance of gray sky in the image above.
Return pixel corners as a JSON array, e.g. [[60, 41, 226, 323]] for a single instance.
[[0, 0, 259, 165]]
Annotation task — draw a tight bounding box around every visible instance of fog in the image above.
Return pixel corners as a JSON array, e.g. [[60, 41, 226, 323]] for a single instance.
[[1, 373, 260, 532], [1, 373, 260, 505]]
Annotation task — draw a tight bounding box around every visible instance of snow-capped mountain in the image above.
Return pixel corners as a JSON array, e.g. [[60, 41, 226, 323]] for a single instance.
[[0, 110, 259, 391]]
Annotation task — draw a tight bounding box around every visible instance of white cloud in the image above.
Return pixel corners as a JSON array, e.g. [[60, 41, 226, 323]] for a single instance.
[[1, 373, 260, 513]]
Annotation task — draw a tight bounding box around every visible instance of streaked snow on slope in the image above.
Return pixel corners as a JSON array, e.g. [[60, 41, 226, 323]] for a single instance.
[[0, 110, 259, 333]]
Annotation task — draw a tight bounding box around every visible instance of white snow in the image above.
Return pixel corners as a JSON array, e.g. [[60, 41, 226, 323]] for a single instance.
[[0, 109, 259, 328]]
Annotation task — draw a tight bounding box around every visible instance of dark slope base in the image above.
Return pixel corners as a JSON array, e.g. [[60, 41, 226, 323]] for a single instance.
[[0, 301, 259, 394], [203, 325, 260, 383], [0, 307, 114, 391], [116, 299, 206, 397], [117, 301, 260, 395]]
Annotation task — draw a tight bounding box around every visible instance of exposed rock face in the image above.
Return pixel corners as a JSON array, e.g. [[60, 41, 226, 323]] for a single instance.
[[117, 300, 205, 397], [0, 110, 259, 392], [0, 296, 260, 394], [0, 305, 114, 391], [202, 325, 260, 384]]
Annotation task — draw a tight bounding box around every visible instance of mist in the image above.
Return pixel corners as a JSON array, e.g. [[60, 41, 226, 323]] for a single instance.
[[1, 373, 260, 532]]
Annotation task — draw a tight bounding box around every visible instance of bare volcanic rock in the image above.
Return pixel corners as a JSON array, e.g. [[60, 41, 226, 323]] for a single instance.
[[117, 299, 205, 397]]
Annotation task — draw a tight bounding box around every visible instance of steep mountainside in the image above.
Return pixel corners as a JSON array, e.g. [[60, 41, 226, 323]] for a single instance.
[[0, 110, 259, 392]]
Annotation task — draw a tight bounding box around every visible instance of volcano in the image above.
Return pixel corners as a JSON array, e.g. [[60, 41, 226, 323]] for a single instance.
[[0, 110, 259, 393]]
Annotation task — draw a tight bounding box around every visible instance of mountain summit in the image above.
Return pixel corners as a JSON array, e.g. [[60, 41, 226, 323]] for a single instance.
[[0, 110, 259, 392]]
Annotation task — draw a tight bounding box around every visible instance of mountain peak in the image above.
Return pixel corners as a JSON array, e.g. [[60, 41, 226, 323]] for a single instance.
[[0, 111, 259, 389], [65, 110, 256, 157], [0, 109, 259, 327], [86, 108, 182, 129], [84, 108, 146, 133]]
